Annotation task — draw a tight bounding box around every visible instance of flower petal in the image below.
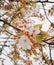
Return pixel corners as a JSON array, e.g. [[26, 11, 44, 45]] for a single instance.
[[18, 35, 32, 50]]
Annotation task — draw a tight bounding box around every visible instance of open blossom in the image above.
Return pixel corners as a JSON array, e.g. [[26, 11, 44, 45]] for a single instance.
[[28, 26, 40, 37], [0, 0, 54, 65], [48, 28, 54, 36], [17, 35, 32, 50]]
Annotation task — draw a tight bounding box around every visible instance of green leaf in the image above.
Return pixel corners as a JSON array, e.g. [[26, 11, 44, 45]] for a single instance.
[[16, 32, 23, 37], [33, 50, 38, 56], [3, 24, 9, 29], [16, 6, 22, 11], [36, 35, 42, 43], [18, 32, 23, 37], [34, 24, 42, 29], [40, 30, 50, 38], [31, 1, 36, 5], [13, 54, 20, 60]]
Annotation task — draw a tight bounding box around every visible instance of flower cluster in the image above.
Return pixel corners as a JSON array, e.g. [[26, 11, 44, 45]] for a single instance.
[[0, 0, 54, 65]]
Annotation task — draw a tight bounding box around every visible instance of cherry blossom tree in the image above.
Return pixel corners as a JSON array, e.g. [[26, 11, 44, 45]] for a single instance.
[[0, 0, 54, 65]]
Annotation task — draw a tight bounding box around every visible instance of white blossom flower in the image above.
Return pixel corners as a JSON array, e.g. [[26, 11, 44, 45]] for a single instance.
[[48, 28, 54, 36], [28, 26, 40, 36], [17, 35, 32, 50]]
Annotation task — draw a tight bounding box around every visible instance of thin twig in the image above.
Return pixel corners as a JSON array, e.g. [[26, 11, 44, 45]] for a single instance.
[[42, 3, 52, 24], [49, 45, 53, 65], [0, 12, 8, 17]]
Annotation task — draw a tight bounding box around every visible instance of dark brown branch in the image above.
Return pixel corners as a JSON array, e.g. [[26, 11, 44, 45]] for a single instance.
[[42, 37, 54, 45], [30, 1, 54, 3], [0, 44, 10, 47], [43, 37, 54, 42], [0, 19, 21, 32], [0, 19, 54, 43]]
